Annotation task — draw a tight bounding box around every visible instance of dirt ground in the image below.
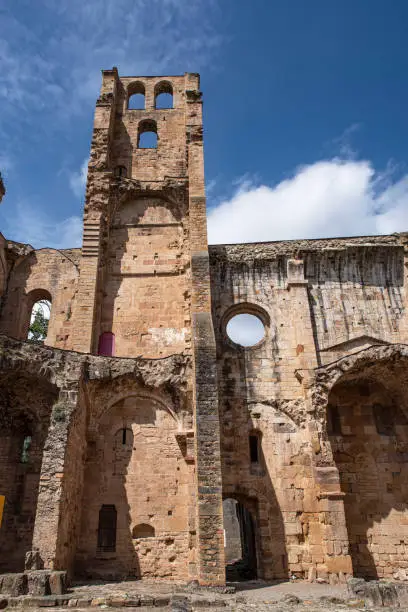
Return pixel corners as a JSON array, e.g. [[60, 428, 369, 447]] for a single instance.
[[33, 578, 395, 611]]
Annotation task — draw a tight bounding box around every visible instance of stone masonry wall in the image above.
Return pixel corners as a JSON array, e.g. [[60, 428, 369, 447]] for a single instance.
[[328, 379, 408, 580], [209, 234, 408, 581], [0, 248, 80, 349], [0, 334, 192, 580], [76, 393, 194, 580], [1, 67, 408, 588]]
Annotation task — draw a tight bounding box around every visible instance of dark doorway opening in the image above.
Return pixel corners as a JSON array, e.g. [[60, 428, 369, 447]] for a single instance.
[[223, 498, 257, 581]]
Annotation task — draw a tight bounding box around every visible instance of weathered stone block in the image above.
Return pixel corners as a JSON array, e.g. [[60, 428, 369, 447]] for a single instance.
[[26, 571, 50, 596], [48, 571, 67, 595], [0, 574, 27, 596]]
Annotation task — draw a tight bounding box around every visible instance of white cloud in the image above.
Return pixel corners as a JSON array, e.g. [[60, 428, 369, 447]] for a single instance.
[[69, 158, 89, 198], [207, 159, 408, 244], [2, 201, 82, 250]]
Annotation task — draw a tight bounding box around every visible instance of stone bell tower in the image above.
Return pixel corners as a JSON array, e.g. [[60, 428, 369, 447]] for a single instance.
[[70, 69, 225, 584]]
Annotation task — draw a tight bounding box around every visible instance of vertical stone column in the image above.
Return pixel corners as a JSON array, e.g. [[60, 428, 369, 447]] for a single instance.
[[301, 373, 352, 581], [30, 381, 82, 572], [287, 261, 352, 580], [312, 468, 352, 580], [71, 69, 118, 354], [186, 73, 225, 585], [285, 259, 318, 370]]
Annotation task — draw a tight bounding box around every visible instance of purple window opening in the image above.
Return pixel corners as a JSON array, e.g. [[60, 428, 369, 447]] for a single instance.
[[98, 332, 115, 356]]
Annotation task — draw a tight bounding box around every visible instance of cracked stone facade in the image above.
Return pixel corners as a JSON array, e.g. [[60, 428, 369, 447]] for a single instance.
[[0, 68, 407, 586]]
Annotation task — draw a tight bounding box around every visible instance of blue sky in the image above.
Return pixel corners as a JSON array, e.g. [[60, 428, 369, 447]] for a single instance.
[[1, 0, 408, 248]]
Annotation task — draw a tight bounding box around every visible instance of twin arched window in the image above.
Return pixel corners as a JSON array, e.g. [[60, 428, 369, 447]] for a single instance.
[[127, 80, 173, 111]]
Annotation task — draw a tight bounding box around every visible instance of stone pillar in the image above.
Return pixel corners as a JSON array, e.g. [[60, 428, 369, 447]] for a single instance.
[[29, 384, 82, 572], [285, 259, 318, 370], [186, 73, 225, 585], [71, 68, 118, 354], [302, 373, 353, 582]]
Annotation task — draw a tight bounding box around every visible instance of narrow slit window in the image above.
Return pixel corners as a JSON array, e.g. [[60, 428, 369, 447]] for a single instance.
[[327, 404, 342, 435], [373, 403, 395, 436], [97, 505, 117, 552], [114, 166, 127, 178], [98, 332, 115, 356], [249, 435, 260, 464], [21, 435, 32, 463]]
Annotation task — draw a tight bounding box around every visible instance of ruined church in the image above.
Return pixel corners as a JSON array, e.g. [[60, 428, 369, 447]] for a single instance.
[[0, 69, 407, 587]]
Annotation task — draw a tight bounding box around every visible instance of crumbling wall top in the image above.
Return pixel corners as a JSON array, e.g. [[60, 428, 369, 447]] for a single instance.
[[209, 233, 407, 263]]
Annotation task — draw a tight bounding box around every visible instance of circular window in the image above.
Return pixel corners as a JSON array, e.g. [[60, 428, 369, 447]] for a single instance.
[[226, 313, 265, 348]]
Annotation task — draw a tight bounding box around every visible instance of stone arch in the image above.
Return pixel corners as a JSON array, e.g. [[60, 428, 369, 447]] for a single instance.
[[97, 391, 180, 430], [101, 187, 189, 358], [127, 81, 145, 110], [0, 249, 78, 345], [137, 119, 157, 148], [0, 367, 58, 572], [113, 195, 182, 227], [313, 344, 408, 580], [154, 80, 173, 109], [222, 491, 260, 581], [132, 523, 155, 539], [25, 288, 52, 342], [76, 388, 192, 580], [312, 344, 408, 425]]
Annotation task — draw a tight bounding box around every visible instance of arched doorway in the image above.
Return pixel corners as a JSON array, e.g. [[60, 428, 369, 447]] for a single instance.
[[223, 497, 258, 581], [327, 374, 408, 579], [0, 371, 57, 571]]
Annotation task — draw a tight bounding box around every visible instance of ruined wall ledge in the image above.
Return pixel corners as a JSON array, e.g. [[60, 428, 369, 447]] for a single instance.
[[209, 232, 408, 262], [0, 334, 190, 392]]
